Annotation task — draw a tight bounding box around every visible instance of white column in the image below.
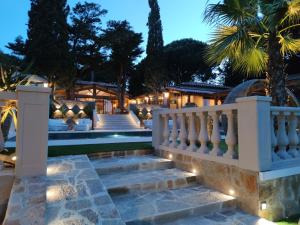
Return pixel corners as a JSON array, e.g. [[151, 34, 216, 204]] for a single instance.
[[236, 96, 272, 172], [288, 112, 299, 157], [187, 112, 197, 151], [178, 113, 187, 150], [162, 114, 170, 146], [276, 112, 292, 159], [197, 112, 209, 154], [15, 86, 51, 177], [152, 109, 164, 149], [271, 112, 280, 161], [170, 113, 178, 148], [209, 111, 222, 156], [224, 110, 237, 159]]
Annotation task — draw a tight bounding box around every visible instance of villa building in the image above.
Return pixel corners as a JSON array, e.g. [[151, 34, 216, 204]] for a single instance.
[[55, 80, 129, 114], [134, 82, 230, 109]]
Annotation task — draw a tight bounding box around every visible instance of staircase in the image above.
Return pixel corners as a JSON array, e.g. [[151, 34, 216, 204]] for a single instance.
[[95, 114, 142, 130], [91, 154, 275, 225]]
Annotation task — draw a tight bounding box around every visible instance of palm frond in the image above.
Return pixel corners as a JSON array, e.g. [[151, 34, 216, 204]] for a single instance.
[[233, 47, 268, 75], [204, 0, 257, 25], [279, 34, 300, 55], [281, 0, 300, 24]]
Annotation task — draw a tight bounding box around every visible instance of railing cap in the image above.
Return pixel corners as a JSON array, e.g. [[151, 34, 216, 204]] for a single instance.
[[236, 96, 272, 103], [16, 85, 52, 94]]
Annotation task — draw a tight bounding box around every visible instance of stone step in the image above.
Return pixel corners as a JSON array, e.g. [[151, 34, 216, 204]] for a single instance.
[[99, 168, 197, 194], [110, 185, 236, 224], [148, 210, 276, 225], [92, 155, 174, 175]]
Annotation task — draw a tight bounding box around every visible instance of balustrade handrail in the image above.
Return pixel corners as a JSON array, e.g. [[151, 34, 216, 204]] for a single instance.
[[271, 106, 300, 112], [0, 92, 17, 101]]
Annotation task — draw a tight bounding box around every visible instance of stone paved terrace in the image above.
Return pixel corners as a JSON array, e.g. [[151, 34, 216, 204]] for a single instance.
[[3, 153, 277, 225]]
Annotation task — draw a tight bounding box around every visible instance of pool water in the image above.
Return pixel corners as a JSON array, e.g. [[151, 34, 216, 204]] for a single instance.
[[8, 131, 152, 141]]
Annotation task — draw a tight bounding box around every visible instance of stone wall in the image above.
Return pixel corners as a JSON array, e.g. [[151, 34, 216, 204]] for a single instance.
[[259, 174, 300, 221]]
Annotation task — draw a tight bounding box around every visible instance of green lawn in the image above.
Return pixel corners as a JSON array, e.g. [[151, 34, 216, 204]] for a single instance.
[[277, 215, 299, 225], [6, 142, 153, 157]]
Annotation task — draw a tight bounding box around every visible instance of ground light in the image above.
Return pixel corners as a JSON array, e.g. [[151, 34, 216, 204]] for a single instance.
[[192, 169, 197, 174], [11, 156, 16, 161], [261, 201, 267, 210], [168, 154, 173, 159]]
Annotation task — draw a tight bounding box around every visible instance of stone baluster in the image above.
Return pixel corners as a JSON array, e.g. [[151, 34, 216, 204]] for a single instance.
[[187, 112, 197, 151], [178, 113, 187, 150], [169, 113, 178, 148], [209, 111, 222, 156], [162, 114, 170, 146], [197, 112, 209, 154], [276, 112, 291, 159], [224, 110, 237, 159], [271, 112, 280, 161], [288, 112, 300, 157]]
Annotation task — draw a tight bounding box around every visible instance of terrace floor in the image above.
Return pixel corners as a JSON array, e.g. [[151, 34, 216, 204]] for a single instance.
[[3, 151, 276, 225]]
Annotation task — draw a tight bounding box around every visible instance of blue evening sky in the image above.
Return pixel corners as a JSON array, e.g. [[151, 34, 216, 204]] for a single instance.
[[0, 0, 218, 53]]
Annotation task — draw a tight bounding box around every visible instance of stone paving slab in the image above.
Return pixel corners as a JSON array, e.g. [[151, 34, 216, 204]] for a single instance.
[[99, 168, 196, 194], [111, 185, 235, 223], [46, 155, 125, 225], [3, 176, 46, 225], [92, 155, 173, 175]]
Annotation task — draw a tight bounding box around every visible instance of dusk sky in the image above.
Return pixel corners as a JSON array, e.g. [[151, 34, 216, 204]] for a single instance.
[[0, 0, 218, 53]]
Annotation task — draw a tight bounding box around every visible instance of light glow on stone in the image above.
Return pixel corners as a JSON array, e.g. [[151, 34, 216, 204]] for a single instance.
[[229, 189, 235, 195], [168, 154, 173, 159], [192, 169, 197, 174], [11, 156, 17, 161]]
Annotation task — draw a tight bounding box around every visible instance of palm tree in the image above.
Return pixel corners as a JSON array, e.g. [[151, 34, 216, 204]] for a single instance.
[[204, 0, 300, 106]]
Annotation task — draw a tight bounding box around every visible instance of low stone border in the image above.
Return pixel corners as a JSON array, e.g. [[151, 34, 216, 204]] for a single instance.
[[88, 149, 153, 160]]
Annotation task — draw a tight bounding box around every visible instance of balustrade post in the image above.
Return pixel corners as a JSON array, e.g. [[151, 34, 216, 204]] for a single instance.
[[197, 112, 209, 154], [187, 112, 197, 151], [152, 109, 164, 149], [178, 113, 187, 150], [15, 86, 51, 177], [236, 96, 272, 172], [287, 112, 300, 157], [169, 113, 178, 148], [224, 110, 237, 159], [162, 114, 170, 146], [209, 111, 222, 156], [276, 112, 292, 159], [271, 112, 280, 161]]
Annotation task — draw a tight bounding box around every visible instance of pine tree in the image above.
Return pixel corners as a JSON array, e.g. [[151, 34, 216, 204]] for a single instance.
[[26, 0, 73, 87], [145, 0, 166, 101]]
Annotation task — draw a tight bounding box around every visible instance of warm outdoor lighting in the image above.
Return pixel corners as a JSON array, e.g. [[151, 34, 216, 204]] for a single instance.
[[145, 96, 149, 102], [163, 92, 170, 98], [261, 201, 267, 210], [192, 169, 197, 174], [229, 189, 235, 195], [43, 83, 49, 88], [168, 154, 173, 159], [11, 156, 17, 161]]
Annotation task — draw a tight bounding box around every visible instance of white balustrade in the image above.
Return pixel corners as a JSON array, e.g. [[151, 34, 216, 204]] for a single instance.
[[187, 113, 197, 151], [224, 110, 237, 159], [169, 113, 178, 148], [153, 97, 300, 172], [209, 111, 222, 156], [271, 112, 280, 161], [197, 112, 209, 154], [178, 113, 187, 150], [162, 114, 170, 146], [287, 112, 300, 157], [276, 112, 292, 159]]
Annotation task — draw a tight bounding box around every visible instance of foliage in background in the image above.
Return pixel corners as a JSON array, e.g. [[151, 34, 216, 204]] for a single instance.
[[144, 0, 167, 101], [164, 39, 214, 84], [102, 20, 143, 112], [204, 0, 300, 105], [69, 2, 107, 91]]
